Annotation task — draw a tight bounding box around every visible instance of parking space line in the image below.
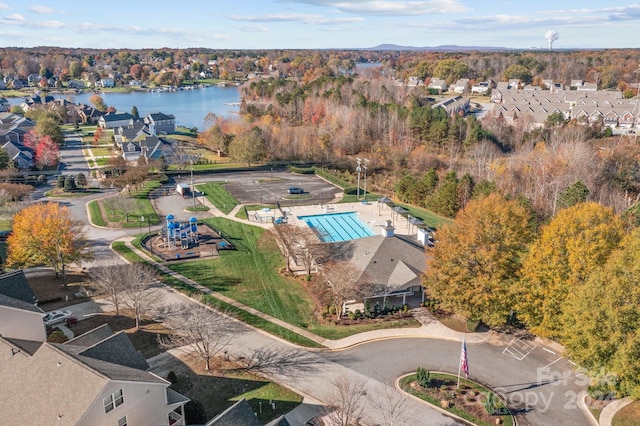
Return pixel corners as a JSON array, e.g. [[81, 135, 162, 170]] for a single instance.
[[503, 337, 539, 361]]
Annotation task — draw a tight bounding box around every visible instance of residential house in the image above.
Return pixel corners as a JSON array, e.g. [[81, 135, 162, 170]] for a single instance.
[[0, 270, 46, 342], [121, 135, 173, 163], [471, 81, 491, 94], [10, 79, 26, 89], [0, 80, 6, 90], [577, 82, 598, 91], [427, 77, 447, 93], [2, 141, 33, 169], [114, 121, 150, 148], [0, 325, 189, 425], [0, 97, 9, 112], [67, 79, 86, 89], [98, 112, 136, 129], [451, 78, 469, 94], [406, 76, 423, 87], [97, 77, 115, 88], [433, 95, 470, 116], [21, 94, 55, 112], [143, 112, 176, 135]]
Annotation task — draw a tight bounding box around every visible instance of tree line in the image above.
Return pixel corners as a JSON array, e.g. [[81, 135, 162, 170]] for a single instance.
[[424, 194, 640, 398]]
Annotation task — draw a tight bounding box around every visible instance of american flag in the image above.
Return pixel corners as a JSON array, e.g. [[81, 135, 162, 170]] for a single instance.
[[460, 338, 469, 378]]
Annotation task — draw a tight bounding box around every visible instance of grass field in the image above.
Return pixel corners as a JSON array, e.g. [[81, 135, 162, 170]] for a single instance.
[[197, 182, 239, 214], [167, 217, 421, 340]]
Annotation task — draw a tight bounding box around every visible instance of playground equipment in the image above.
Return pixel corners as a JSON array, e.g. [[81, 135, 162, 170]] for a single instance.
[[159, 214, 199, 250]]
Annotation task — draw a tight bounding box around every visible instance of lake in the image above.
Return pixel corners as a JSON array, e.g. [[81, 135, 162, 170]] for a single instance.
[[8, 85, 241, 130]]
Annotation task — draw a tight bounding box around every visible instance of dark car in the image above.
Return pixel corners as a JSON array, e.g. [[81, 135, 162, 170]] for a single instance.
[[288, 187, 304, 194]]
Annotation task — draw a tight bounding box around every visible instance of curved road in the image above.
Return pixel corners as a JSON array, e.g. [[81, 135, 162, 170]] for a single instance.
[[55, 132, 590, 426]]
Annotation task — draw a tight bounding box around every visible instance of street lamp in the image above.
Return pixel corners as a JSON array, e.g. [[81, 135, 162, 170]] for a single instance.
[[363, 159, 369, 202], [139, 215, 144, 234], [270, 167, 273, 181], [356, 158, 362, 200], [190, 160, 196, 211]]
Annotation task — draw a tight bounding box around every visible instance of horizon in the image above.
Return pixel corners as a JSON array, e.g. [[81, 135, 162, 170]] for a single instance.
[[0, 1, 639, 50]]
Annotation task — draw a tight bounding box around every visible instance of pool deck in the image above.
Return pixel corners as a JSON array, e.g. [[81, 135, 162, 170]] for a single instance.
[[282, 201, 421, 238]]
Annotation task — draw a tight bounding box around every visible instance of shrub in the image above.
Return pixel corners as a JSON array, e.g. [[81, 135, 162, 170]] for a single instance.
[[184, 399, 208, 424], [416, 366, 431, 387], [166, 371, 178, 384], [56, 175, 65, 188], [63, 175, 77, 191], [483, 392, 497, 415], [47, 329, 68, 343]]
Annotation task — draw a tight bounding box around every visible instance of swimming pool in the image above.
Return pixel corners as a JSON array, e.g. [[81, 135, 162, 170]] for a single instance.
[[298, 212, 376, 242]]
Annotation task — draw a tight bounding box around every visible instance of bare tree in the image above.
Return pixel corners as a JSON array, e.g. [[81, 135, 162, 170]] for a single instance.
[[324, 376, 367, 426], [159, 296, 234, 371], [121, 263, 162, 330], [321, 261, 365, 321], [90, 260, 127, 315], [369, 386, 411, 426], [270, 223, 299, 273], [292, 226, 323, 277]]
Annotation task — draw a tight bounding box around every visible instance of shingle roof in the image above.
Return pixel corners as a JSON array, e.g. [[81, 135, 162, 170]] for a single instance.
[[206, 398, 262, 426], [0, 293, 43, 312], [72, 331, 150, 371], [66, 323, 114, 347], [0, 270, 37, 304]]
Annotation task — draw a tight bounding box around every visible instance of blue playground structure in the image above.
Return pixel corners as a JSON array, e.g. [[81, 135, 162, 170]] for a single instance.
[[160, 214, 199, 250]]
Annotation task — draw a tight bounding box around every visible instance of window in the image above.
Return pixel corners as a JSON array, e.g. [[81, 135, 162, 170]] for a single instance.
[[104, 389, 124, 413], [117, 416, 127, 426]]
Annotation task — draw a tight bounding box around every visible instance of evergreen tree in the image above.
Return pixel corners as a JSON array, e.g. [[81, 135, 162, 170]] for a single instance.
[[63, 175, 76, 192], [557, 180, 589, 211], [131, 105, 139, 118]]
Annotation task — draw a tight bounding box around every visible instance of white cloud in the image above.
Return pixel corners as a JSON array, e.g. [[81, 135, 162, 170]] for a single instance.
[[281, 0, 469, 15], [229, 12, 363, 25], [0, 3, 8, 10], [29, 5, 54, 14], [4, 13, 24, 21], [239, 24, 270, 32]]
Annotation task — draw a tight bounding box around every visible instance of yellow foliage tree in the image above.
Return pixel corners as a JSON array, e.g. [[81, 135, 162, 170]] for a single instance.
[[515, 202, 624, 337], [6, 203, 93, 284], [423, 193, 535, 327]]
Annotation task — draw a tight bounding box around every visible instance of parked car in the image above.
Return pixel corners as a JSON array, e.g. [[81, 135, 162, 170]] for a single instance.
[[43, 310, 74, 327], [288, 187, 304, 194]]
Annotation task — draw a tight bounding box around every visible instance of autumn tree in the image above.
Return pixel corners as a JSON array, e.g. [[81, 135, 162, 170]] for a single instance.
[[35, 114, 64, 146], [6, 203, 93, 283], [229, 126, 265, 166], [90, 94, 108, 112], [423, 193, 536, 327], [321, 261, 364, 320], [160, 296, 234, 371], [562, 228, 640, 398], [515, 202, 624, 337]]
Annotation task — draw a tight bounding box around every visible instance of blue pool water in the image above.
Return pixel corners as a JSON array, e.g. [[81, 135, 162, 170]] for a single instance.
[[298, 212, 376, 242]]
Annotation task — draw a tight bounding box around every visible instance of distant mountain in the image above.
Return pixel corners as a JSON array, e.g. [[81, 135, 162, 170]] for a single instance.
[[363, 44, 509, 52]]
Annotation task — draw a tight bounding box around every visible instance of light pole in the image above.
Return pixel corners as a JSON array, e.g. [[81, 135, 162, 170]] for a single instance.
[[363, 159, 369, 202], [270, 167, 273, 181], [190, 160, 196, 210], [139, 215, 144, 234], [356, 158, 362, 200]]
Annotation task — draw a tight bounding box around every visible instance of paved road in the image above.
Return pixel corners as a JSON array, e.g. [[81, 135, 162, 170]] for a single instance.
[[56, 132, 590, 425], [325, 338, 589, 426]]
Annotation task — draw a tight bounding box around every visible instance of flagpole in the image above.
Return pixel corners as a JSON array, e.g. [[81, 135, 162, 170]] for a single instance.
[[457, 338, 463, 388]]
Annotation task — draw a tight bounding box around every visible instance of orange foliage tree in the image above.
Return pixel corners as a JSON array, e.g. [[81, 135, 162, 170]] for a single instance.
[[6, 203, 93, 283]]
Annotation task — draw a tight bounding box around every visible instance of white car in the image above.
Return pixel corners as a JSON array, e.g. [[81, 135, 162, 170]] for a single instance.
[[43, 310, 74, 327]]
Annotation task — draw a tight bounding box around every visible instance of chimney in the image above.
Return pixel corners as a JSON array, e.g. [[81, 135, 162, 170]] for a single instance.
[[381, 220, 394, 237]]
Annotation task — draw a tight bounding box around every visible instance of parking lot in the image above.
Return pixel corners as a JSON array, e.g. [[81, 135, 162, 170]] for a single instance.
[[185, 169, 344, 207]]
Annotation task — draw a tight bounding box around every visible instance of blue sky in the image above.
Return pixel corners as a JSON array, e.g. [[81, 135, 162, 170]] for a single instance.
[[0, 1, 639, 50]]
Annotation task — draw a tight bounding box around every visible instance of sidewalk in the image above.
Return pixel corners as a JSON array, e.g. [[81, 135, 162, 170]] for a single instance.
[[118, 237, 494, 350]]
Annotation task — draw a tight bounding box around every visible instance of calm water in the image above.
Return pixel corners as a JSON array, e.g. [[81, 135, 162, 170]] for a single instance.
[[9, 85, 241, 130]]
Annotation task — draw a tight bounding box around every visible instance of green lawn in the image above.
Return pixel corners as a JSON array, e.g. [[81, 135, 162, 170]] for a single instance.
[[91, 147, 112, 157], [197, 183, 239, 215], [167, 217, 421, 340], [89, 180, 162, 229], [0, 219, 11, 230]]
